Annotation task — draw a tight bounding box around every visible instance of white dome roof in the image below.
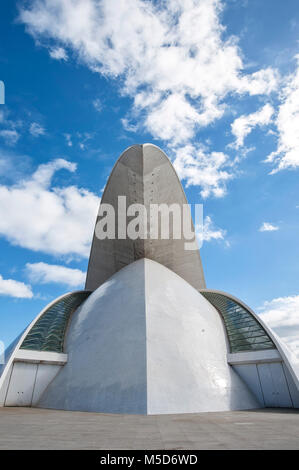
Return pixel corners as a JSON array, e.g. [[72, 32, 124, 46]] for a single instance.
[[37, 259, 258, 414]]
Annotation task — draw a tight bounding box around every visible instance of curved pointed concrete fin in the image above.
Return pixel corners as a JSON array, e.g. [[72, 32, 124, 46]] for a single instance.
[[85, 144, 206, 291]]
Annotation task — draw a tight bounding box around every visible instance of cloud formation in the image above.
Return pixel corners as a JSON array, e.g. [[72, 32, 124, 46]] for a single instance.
[[93, 98, 102, 113], [259, 222, 279, 232], [0, 129, 20, 146], [64, 133, 73, 147], [0, 158, 99, 257], [197, 215, 227, 244], [231, 104, 274, 149], [259, 294, 299, 358], [49, 46, 68, 61], [19, 0, 280, 197], [0, 274, 33, 298], [29, 122, 46, 137], [173, 144, 232, 198], [266, 57, 299, 173], [26, 262, 86, 287]]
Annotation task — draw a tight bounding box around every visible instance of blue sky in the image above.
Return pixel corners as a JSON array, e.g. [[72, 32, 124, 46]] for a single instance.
[[0, 0, 299, 355]]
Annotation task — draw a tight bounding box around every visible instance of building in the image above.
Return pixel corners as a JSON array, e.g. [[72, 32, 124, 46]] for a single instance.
[[1, 144, 299, 414]]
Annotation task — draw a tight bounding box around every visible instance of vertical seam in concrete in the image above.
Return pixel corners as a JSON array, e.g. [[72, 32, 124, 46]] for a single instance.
[[256, 363, 266, 407], [255, 363, 266, 407], [3, 363, 14, 406], [143, 259, 148, 415], [31, 363, 39, 406], [281, 363, 294, 408], [141, 146, 148, 415]]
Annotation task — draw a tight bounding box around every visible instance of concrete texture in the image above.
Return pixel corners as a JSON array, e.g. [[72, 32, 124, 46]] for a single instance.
[[143, 259, 258, 413], [37, 259, 258, 414], [0, 407, 299, 449], [85, 144, 206, 292], [38, 259, 148, 414]]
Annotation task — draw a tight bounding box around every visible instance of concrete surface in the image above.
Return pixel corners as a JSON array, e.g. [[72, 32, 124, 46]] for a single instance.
[[85, 143, 206, 292], [0, 407, 299, 449], [37, 259, 258, 414]]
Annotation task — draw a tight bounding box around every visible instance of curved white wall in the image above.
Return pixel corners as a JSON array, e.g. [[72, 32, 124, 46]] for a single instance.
[[38, 259, 258, 414]]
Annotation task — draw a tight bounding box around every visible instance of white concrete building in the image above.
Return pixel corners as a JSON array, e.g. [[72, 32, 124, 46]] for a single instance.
[[1, 144, 299, 414]]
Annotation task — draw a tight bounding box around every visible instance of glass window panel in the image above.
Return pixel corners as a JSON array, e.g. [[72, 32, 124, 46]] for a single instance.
[[201, 291, 276, 353], [20, 291, 91, 353]]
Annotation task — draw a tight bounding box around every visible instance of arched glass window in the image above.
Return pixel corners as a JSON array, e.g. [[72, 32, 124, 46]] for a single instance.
[[201, 291, 275, 353], [20, 291, 91, 353]]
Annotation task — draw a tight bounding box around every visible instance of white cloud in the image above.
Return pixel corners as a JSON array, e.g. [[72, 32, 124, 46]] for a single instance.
[[19, 0, 280, 197], [29, 122, 45, 137], [26, 262, 86, 287], [259, 295, 299, 358], [49, 46, 68, 61], [93, 98, 102, 113], [145, 94, 211, 146], [281, 335, 299, 357], [172, 144, 232, 198], [231, 104, 274, 148], [77, 132, 92, 150], [266, 56, 299, 173], [0, 109, 23, 145], [0, 274, 33, 298], [259, 295, 299, 328], [196, 215, 227, 244], [259, 222, 279, 232], [237, 68, 278, 96], [121, 118, 138, 133], [0, 158, 99, 257], [64, 133, 73, 147], [0, 129, 20, 146]]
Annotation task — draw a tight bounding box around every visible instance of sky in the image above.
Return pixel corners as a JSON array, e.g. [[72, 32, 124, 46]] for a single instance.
[[0, 0, 299, 357]]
